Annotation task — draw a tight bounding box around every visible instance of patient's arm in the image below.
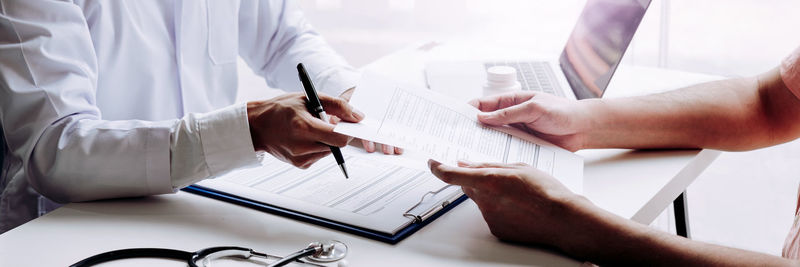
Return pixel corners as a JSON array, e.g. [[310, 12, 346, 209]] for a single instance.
[[428, 160, 798, 266], [562, 192, 795, 266], [582, 67, 800, 150], [472, 67, 800, 151]]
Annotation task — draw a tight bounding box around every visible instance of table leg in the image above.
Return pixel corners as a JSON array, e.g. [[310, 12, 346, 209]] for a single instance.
[[674, 191, 690, 238]]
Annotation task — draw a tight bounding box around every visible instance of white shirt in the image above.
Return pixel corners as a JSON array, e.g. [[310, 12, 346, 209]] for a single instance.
[[0, 0, 359, 233]]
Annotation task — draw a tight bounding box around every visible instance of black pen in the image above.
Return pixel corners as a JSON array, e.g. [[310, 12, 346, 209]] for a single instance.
[[297, 63, 349, 179]]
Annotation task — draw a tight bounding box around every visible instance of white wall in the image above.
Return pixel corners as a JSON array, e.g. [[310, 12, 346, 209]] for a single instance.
[[298, 0, 800, 77]]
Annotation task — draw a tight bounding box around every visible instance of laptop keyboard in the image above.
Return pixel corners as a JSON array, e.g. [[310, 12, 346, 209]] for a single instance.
[[484, 61, 563, 96]]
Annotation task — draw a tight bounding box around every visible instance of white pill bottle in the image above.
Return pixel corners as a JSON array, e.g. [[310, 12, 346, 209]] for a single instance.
[[483, 66, 522, 96]]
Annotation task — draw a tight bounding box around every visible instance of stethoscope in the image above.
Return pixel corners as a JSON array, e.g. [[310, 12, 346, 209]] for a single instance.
[[70, 240, 348, 267]]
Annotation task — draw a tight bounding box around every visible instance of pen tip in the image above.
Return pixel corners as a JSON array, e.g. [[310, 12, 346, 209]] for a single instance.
[[340, 163, 349, 179]]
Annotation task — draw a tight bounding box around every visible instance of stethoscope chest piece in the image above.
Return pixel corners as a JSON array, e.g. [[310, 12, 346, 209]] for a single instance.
[[306, 240, 348, 263]]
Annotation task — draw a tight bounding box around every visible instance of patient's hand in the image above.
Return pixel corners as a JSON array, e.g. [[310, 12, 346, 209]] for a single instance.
[[469, 91, 591, 151], [427, 159, 593, 248]]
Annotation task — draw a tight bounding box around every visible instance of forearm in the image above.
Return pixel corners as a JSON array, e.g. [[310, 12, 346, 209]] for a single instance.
[[580, 68, 800, 151], [23, 104, 257, 203], [561, 198, 796, 266], [25, 115, 175, 203]]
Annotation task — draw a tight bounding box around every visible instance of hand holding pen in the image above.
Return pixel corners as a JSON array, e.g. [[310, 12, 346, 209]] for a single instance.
[[298, 63, 353, 178], [245, 76, 363, 170]]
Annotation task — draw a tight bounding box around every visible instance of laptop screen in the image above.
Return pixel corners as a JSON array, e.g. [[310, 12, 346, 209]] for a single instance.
[[559, 0, 652, 99]]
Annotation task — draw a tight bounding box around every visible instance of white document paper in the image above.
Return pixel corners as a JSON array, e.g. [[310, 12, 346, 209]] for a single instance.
[[196, 146, 462, 234], [335, 72, 583, 193]]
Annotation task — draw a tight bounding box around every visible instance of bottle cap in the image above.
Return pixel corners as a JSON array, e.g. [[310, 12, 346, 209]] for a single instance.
[[486, 66, 517, 85], [483, 65, 522, 96]]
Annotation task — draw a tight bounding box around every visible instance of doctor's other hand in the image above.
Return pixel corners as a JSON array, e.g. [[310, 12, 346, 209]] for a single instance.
[[469, 91, 591, 151], [339, 87, 403, 155], [427, 160, 593, 248], [247, 93, 362, 168]]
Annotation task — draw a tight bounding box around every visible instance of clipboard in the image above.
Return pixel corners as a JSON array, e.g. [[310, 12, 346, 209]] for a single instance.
[[182, 184, 467, 244]]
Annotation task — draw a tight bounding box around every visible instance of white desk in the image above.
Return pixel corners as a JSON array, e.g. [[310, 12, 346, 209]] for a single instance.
[[0, 43, 722, 266]]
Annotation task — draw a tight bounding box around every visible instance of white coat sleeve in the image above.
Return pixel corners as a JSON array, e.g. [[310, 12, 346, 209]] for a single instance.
[[0, 0, 258, 203], [237, 0, 360, 97]]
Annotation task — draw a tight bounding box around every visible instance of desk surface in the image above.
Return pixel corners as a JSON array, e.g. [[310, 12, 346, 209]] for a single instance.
[[0, 43, 722, 266]]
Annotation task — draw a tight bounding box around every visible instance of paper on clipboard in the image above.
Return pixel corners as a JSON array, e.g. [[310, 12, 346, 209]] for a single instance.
[[335, 72, 583, 193], [194, 146, 463, 236]]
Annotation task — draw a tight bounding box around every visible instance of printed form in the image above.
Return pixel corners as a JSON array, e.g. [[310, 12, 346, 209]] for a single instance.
[[196, 146, 462, 234], [335, 72, 583, 193]]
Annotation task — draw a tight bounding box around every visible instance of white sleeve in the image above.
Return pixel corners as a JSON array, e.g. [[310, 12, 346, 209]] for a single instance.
[[0, 0, 258, 203], [237, 0, 360, 97], [170, 103, 260, 189]]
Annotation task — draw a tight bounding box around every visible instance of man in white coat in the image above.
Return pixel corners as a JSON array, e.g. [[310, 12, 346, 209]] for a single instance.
[[0, 0, 394, 233]]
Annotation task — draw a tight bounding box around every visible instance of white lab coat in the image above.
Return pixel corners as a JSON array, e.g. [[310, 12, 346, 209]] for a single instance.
[[0, 0, 359, 233]]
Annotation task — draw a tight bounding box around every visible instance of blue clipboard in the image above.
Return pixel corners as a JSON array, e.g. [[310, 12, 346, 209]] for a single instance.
[[182, 185, 467, 244]]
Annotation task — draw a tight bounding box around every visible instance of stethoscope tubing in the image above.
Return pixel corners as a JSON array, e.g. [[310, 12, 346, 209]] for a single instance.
[[70, 246, 325, 267], [69, 248, 193, 267], [267, 247, 318, 267]]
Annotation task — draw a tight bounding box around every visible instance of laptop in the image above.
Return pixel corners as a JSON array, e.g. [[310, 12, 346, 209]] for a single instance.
[[425, 0, 652, 100]]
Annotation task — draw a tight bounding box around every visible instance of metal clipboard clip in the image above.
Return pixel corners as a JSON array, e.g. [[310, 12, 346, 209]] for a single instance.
[[402, 185, 463, 223]]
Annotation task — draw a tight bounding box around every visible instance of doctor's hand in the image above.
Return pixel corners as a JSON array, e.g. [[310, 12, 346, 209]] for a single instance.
[[247, 93, 362, 168], [339, 88, 403, 155], [427, 160, 596, 249], [470, 91, 591, 151]]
